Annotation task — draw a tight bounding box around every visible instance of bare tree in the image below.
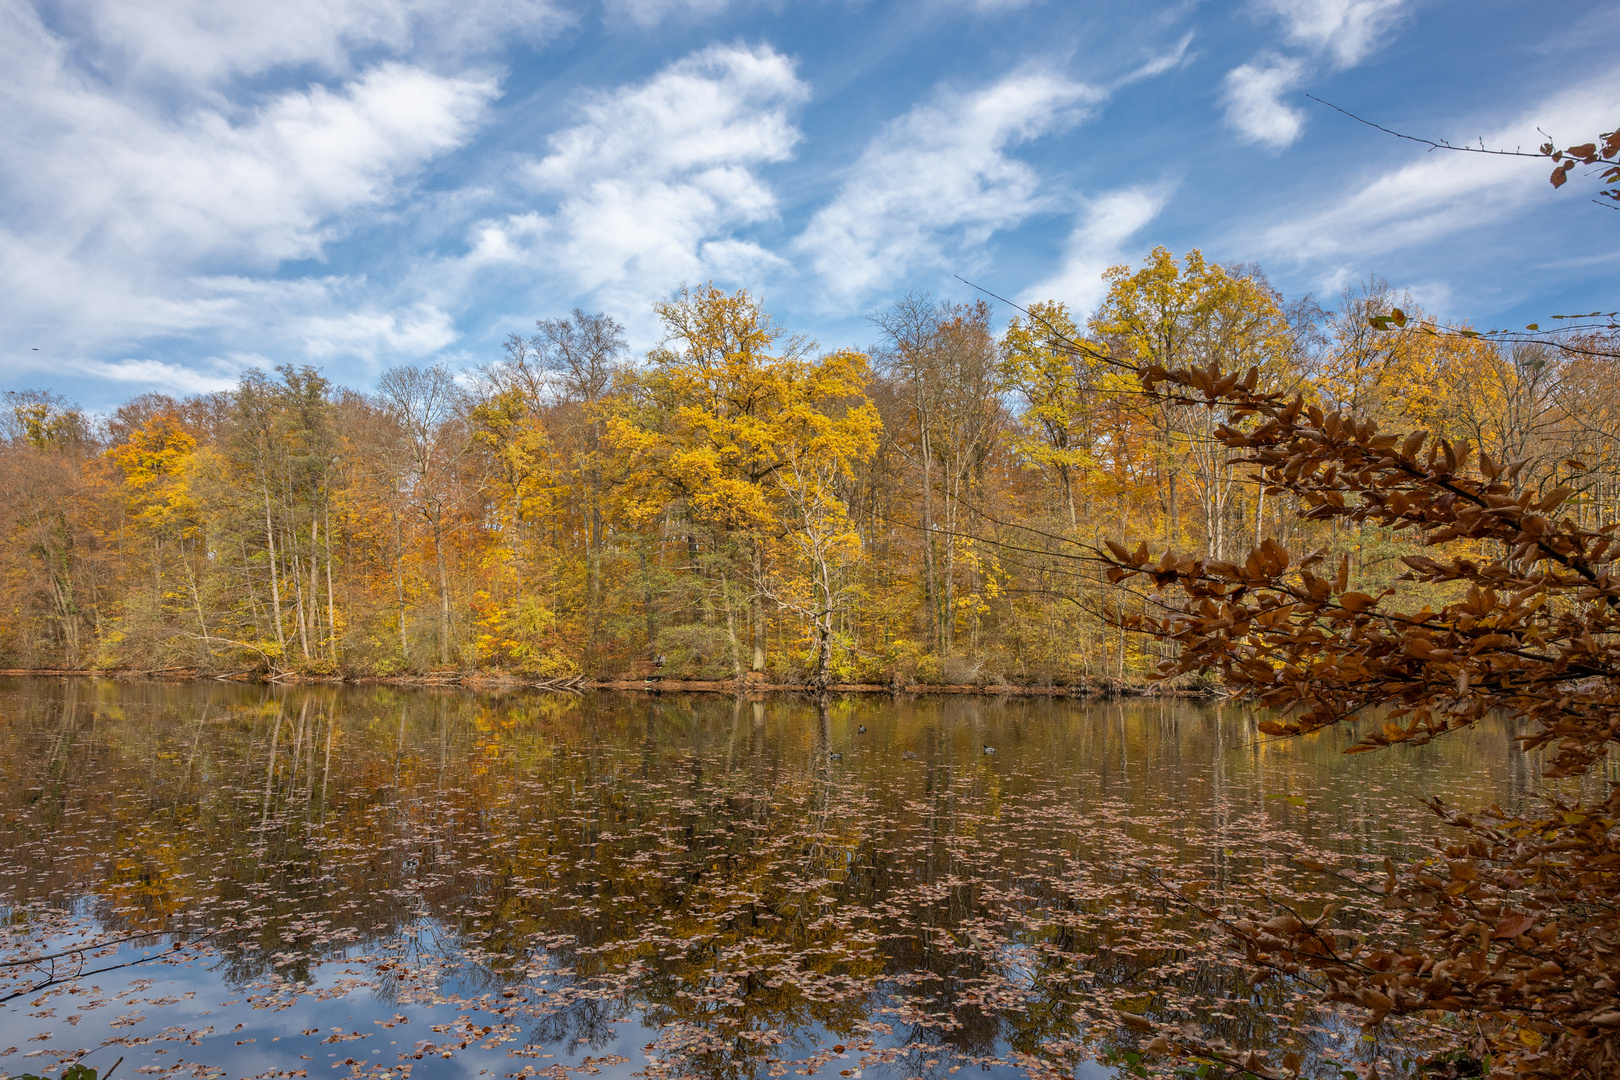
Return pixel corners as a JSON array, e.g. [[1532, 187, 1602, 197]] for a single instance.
[[0, 391, 99, 667], [871, 294, 947, 651], [376, 364, 472, 666], [871, 296, 1002, 655]]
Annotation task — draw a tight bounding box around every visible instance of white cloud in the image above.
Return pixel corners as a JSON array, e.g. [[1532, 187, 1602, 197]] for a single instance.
[[1222, 55, 1305, 147], [69, 357, 244, 395], [1261, 0, 1408, 68], [530, 44, 802, 195], [464, 43, 807, 313], [1022, 187, 1167, 314], [1255, 76, 1620, 264], [0, 0, 565, 389], [4, 58, 495, 270], [0, 0, 496, 367], [1118, 32, 1196, 86], [795, 70, 1099, 304], [1219, 1, 1408, 153], [55, 0, 567, 85], [601, 0, 738, 28], [298, 304, 459, 361], [602, 0, 1039, 29]]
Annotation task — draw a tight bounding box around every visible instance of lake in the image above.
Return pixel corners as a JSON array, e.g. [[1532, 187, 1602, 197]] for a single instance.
[[0, 678, 1586, 1080]]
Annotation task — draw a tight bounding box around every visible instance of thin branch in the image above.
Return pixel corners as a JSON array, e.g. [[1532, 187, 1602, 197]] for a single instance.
[[0, 930, 204, 969], [1305, 96, 1545, 159], [0, 936, 214, 1003]]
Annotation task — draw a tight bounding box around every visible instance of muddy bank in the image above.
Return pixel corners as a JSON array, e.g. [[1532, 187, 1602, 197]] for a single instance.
[[0, 667, 1207, 697]]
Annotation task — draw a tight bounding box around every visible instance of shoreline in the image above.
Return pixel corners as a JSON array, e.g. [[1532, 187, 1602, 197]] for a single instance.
[[0, 667, 1206, 698]]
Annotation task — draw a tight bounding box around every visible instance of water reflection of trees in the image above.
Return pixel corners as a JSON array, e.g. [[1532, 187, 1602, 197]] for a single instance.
[[0, 678, 1575, 1077]]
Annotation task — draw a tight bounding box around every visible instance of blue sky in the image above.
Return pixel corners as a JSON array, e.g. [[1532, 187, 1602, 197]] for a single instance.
[[2, 0, 1616, 411]]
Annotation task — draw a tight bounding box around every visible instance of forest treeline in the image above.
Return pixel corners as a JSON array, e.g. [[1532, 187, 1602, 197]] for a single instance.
[[4, 247, 1617, 684]]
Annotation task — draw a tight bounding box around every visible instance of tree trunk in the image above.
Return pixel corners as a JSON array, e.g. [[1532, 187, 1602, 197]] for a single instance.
[[1167, 469, 1179, 549], [639, 544, 658, 665], [262, 482, 286, 654], [751, 537, 767, 673], [292, 527, 310, 661], [1254, 481, 1266, 545], [920, 433, 940, 653], [720, 568, 744, 681], [812, 556, 834, 690], [325, 504, 338, 663], [308, 513, 321, 657], [434, 526, 451, 666], [814, 614, 832, 689], [587, 425, 603, 672], [942, 472, 957, 655], [395, 511, 409, 664]]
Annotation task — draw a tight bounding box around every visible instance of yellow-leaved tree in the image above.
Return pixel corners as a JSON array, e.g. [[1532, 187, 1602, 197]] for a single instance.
[[467, 388, 576, 678], [768, 348, 879, 687], [608, 284, 876, 681], [998, 300, 1106, 530], [106, 412, 215, 654], [1091, 248, 1301, 559]]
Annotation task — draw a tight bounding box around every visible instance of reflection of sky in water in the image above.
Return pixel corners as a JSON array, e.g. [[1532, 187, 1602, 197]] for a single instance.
[[0, 924, 656, 1079], [0, 935, 1115, 1080], [0, 679, 1591, 1079]]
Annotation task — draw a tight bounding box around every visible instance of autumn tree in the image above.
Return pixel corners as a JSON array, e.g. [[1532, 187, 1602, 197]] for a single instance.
[[107, 411, 208, 644], [610, 285, 874, 681], [872, 296, 1003, 657], [998, 300, 1104, 531], [1310, 279, 1437, 426], [0, 392, 100, 667], [331, 391, 418, 667], [1091, 248, 1302, 561], [1101, 350, 1620, 1078], [491, 310, 629, 670], [376, 364, 478, 667], [227, 367, 341, 670], [766, 348, 880, 687], [464, 386, 577, 678]]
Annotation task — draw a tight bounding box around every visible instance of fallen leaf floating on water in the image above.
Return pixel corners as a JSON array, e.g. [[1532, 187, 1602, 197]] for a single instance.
[[0, 684, 1513, 1079]]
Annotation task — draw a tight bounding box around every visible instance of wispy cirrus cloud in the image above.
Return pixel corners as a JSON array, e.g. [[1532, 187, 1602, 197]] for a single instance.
[[66, 357, 245, 396], [795, 70, 1100, 305], [56, 0, 569, 85], [601, 0, 742, 28], [1261, 0, 1408, 68], [0, 0, 517, 388], [1023, 187, 1168, 314], [1219, 0, 1411, 148], [298, 305, 459, 362], [1254, 76, 1620, 269], [4, 59, 496, 271]]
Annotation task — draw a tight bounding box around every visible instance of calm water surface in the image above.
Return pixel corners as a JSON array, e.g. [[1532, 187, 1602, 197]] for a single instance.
[[0, 679, 1587, 1080]]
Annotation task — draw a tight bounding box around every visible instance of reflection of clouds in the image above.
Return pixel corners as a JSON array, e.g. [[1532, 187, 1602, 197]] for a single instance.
[[0, 682, 1572, 1078]]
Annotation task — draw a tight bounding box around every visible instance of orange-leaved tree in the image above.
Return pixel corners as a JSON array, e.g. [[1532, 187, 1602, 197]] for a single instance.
[[1100, 354, 1620, 1078]]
